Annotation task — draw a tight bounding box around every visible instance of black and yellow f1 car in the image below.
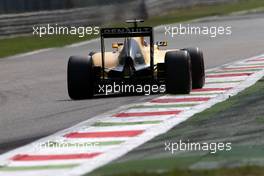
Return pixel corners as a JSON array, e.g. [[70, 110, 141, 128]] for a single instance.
[[67, 20, 205, 99]]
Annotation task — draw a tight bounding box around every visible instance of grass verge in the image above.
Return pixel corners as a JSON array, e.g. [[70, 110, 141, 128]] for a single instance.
[[0, 35, 95, 58], [94, 166, 264, 176], [1, 0, 264, 58]]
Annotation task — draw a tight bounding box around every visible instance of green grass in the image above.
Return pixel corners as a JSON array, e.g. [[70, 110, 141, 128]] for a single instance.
[[90, 146, 264, 176], [96, 166, 264, 176], [256, 116, 264, 123], [103, 166, 264, 176], [1, 0, 264, 58], [0, 34, 96, 58]]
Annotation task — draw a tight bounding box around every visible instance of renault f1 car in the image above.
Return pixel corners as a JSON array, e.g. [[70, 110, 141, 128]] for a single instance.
[[67, 20, 205, 99]]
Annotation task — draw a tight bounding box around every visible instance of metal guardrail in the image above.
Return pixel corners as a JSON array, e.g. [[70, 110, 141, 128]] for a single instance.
[[0, 0, 237, 37]]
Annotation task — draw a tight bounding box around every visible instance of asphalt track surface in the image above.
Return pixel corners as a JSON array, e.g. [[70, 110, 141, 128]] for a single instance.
[[0, 13, 264, 154]]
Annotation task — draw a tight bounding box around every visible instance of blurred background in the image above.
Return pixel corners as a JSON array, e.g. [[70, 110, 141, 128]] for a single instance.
[[0, 0, 236, 37]]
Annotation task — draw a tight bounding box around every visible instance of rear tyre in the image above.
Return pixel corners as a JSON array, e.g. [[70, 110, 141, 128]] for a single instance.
[[165, 50, 192, 94], [183, 47, 205, 88], [67, 55, 94, 100]]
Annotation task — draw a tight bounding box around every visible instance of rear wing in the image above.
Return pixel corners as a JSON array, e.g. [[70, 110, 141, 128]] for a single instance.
[[100, 27, 154, 79]]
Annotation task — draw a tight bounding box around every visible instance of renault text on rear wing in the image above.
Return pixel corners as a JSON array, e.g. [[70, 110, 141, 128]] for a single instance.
[[101, 27, 153, 38]]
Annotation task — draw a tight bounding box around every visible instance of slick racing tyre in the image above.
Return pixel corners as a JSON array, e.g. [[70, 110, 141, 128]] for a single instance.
[[67, 55, 94, 99], [165, 50, 192, 94], [183, 47, 205, 88]]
